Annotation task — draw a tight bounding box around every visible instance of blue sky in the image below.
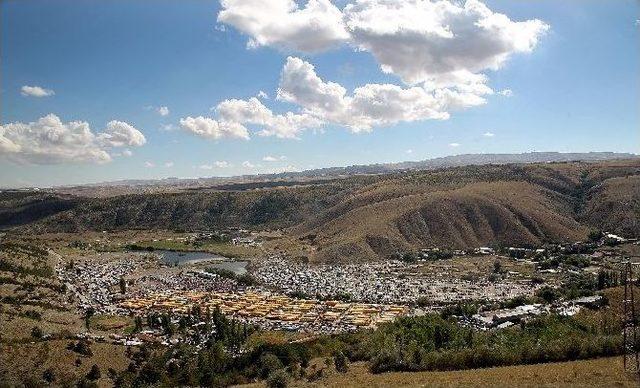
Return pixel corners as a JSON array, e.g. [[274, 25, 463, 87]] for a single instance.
[[1, 0, 638, 188]]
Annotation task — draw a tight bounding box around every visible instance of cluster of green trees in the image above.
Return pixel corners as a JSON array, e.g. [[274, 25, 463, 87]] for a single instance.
[[116, 308, 622, 387], [532, 270, 621, 305], [204, 267, 258, 286], [361, 314, 620, 373]]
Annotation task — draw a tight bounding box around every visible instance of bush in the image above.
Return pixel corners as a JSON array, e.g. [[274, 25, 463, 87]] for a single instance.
[[30, 326, 43, 339], [69, 339, 93, 356], [333, 351, 349, 373], [266, 369, 288, 388], [42, 368, 56, 383], [260, 353, 284, 378], [87, 364, 101, 381], [536, 286, 561, 303]]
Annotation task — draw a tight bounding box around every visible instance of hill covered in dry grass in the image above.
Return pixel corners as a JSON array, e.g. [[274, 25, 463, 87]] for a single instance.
[[2, 159, 639, 262]]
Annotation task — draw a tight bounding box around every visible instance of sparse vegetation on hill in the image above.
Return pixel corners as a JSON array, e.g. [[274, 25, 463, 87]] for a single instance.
[[2, 159, 639, 262]]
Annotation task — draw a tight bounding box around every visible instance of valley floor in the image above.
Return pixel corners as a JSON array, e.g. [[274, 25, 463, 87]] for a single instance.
[[240, 357, 639, 388]]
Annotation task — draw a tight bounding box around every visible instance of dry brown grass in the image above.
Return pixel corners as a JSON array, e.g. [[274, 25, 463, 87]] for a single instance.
[[239, 357, 639, 388], [0, 339, 129, 387]]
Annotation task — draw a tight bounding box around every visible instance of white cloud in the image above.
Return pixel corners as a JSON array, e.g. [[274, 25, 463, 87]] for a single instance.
[[164, 161, 174, 168], [160, 124, 177, 131], [21, 85, 55, 97], [343, 0, 548, 87], [122, 149, 133, 157], [184, 56, 491, 139], [157, 106, 170, 116], [266, 164, 298, 174], [449, 142, 460, 147], [199, 161, 231, 170], [219, 0, 548, 90], [97, 121, 147, 147], [215, 97, 322, 139], [217, 0, 349, 52], [277, 57, 486, 132], [242, 160, 256, 168], [263, 155, 287, 162], [498, 89, 513, 97], [405, 149, 413, 154], [483, 131, 495, 137], [201, 1, 549, 139], [144, 161, 155, 168], [0, 114, 146, 164], [257, 90, 269, 99], [179, 116, 250, 140]]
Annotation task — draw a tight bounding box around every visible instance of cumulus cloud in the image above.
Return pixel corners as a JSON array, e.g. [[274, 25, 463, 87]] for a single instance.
[[217, 0, 349, 52], [197, 1, 548, 139], [343, 0, 548, 87], [122, 149, 133, 157], [97, 120, 147, 147], [164, 161, 174, 168], [214, 160, 230, 168], [144, 161, 155, 168], [0, 114, 146, 164], [257, 90, 269, 99], [216, 97, 322, 138], [498, 89, 513, 97], [21, 85, 55, 97], [449, 142, 460, 147], [179, 116, 250, 140], [219, 0, 548, 89], [483, 131, 495, 137], [183, 56, 491, 139], [277, 57, 487, 132], [242, 160, 256, 168], [157, 106, 170, 116]]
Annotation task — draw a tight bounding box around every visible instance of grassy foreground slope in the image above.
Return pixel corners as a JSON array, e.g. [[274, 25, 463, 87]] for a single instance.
[[238, 357, 638, 388], [2, 159, 639, 262]]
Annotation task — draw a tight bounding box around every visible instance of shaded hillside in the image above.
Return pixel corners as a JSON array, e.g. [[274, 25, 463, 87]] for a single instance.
[[2, 159, 639, 262]]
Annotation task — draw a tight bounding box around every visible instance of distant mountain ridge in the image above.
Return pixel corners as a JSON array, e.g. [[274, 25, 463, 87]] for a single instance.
[[48, 151, 639, 191]]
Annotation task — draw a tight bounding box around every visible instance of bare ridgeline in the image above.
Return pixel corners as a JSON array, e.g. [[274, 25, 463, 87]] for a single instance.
[[2, 155, 640, 385]]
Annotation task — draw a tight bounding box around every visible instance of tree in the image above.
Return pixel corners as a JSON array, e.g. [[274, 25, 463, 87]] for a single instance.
[[536, 286, 560, 304], [30, 326, 43, 339], [588, 230, 604, 242], [87, 364, 101, 381], [266, 369, 288, 388], [133, 316, 143, 333], [119, 277, 127, 294], [493, 261, 503, 274], [260, 353, 284, 378], [84, 307, 95, 330], [333, 351, 349, 373], [42, 368, 56, 383]]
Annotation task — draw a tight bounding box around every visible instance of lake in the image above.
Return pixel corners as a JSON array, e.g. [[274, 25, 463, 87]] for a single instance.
[[153, 250, 249, 275]]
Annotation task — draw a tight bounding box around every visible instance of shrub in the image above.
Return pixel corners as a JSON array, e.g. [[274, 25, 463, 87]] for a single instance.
[[30, 326, 43, 339], [266, 369, 288, 388], [260, 353, 284, 378], [87, 364, 101, 381], [42, 368, 56, 383], [333, 351, 349, 373]]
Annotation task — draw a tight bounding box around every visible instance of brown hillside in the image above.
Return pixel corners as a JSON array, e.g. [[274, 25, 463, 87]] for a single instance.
[[2, 159, 639, 262]]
